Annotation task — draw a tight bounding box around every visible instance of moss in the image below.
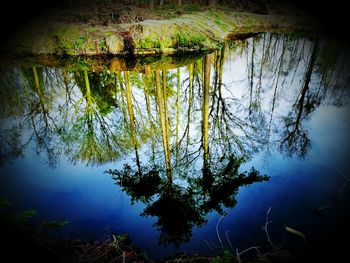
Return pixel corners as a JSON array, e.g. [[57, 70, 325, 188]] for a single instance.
[[5, 8, 319, 56], [85, 27, 98, 33], [82, 39, 96, 52], [212, 13, 230, 31], [174, 32, 206, 48], [75, 35, 88, 49], [105, 31, 113, 37], [51, 26, 89, 54], [99, 39, 107, 51], [246, 16, 256, 27], [139, 36, 156, 49], [138, 36, 173, 50], [159, 38, 174, 49]]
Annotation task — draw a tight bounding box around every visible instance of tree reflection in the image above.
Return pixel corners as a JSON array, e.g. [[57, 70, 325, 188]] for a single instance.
[[279, 39, 318, 159], [109, 155, 269, 247], [109, 164, 161, 203], [0, 127, 24, 165], [198, 156, 269, 214], [1, 34, 348, 166], [61, 70, 127, 164], [0, 67, 26, 164], [141, 183, 205, 247], [109, 154, 269, 247], [0, 66, 61, 166], [1, 32, 350, 246], [107, 53, 270, 246]]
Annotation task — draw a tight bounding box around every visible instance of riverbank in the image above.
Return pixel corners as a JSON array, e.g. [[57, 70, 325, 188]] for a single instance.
[[2, 4, 318, 56]]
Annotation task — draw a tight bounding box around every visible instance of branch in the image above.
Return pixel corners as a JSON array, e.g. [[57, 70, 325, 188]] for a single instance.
[[261, 206, 274, 247], [216, 213, 226, 251]]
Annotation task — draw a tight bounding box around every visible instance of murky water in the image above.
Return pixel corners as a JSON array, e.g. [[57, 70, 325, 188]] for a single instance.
[[1, 33, 350, 259]]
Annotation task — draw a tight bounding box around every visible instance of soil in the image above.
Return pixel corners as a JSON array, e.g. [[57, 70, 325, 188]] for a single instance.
[[0, 3, 319, 57]]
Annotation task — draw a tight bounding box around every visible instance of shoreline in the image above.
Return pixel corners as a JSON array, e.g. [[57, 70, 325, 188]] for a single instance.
[[2, 10, 319, 56]]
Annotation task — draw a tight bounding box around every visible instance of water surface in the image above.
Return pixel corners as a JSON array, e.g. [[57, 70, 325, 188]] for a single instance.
[[1, 33, 350, 259]]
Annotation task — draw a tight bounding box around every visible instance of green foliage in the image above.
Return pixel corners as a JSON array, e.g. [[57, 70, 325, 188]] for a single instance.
[[40, 220, 70, 230], [139, 36, 173, 50], [174, 32, 206, 48], [53, 26, 85, 52], [211, 250, 235, 263], [141, 184, 206, 246], [75, 35, 88, 49], [211, 12, 229, 31], [159, 38, 174, 49], [109, 165, 161, 203], [140, 36, 158, 49], [105, 31, 113, 37], [153, 3, 202, 19], [114, 233, 129, 243], [99, 39, 107, 51], [14, 209, 38, 223], [183, 4, 201, 13]]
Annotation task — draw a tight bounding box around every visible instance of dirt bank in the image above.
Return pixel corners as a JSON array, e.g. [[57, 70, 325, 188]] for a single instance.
[[3, 8, 318, 56]]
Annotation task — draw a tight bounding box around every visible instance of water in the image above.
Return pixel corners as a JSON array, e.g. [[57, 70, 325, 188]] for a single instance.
[[1, 33, 350, 259]]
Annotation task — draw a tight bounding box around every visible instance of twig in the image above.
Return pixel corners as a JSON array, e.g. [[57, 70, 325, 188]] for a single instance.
[[337, 169, 350, 196], [237, 246, 262, 256], [236, 245, 262, 263], [236, 248, 241, 263], [110, 253, 123, 263], [337, 169, 350, 180], [316, 204, 332, 211], [165, 257, 211, 263], [216, 213, 226, 250], [204, 240, 221, 252], [261, 206, 274, 247], [225, 230, 235, 252]]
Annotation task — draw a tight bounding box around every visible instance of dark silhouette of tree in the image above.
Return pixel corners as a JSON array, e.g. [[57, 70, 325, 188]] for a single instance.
[[107, 52, 271, 246], [108, 164, 161, 203], [0, 67, 28, 164], [141, 183, 206, 247], [0, 127, 24, 165], [198, 155, 269, 214]]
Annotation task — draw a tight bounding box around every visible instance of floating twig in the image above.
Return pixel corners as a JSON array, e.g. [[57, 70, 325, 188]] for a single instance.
[[261, 206, 274, 247], [284, 225, 306, 240], [225, 230, 235, 252], [216, 213, 226, 251]]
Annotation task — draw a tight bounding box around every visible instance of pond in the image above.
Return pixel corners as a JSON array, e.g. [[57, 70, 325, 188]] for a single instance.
[[1, 33, 350, 260]]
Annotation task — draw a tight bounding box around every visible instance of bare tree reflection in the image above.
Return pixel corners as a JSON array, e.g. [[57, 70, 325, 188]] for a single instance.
[[279, 39, 318, 159]]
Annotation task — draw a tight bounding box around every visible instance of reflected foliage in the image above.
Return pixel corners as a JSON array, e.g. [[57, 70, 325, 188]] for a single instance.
[[279, 39, 318, 159], [141, 183, 205, 247], [0, 127, 24, 165], [109, 164, 161, 203], [1, 33, 350, 246], [198, 156, 269, 214], [109, 155, 269, 247]]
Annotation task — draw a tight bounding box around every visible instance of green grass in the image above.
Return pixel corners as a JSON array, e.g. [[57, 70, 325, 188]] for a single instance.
[[211, 250, 235, 263], [105, 31, 113, 37], [139, 36, 173, 50], [212, 13, 230, 31], [75, 35, 88, 49], [175, 32, 206, 48], [99, 39, 107, 51], [140, 36, 157, 49]]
